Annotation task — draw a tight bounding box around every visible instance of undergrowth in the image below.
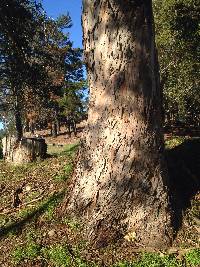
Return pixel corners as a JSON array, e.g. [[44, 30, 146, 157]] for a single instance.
[[11, 246, 200, 267], [1, 140, 199, 267]]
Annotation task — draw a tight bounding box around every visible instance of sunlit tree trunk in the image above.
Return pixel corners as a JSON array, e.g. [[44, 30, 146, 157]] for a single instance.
[[52, 122, 58, 137], [65, 0, 173, 248], [14, 91, 23, 141]]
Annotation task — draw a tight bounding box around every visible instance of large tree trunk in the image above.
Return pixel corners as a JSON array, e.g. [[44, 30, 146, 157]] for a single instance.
[[65, 0, 173, 248]]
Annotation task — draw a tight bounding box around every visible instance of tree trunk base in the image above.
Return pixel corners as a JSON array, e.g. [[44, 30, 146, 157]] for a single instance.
[[62, 141, 173, 250], [61, 0, 174, 249], [2, 136, 47, 164]]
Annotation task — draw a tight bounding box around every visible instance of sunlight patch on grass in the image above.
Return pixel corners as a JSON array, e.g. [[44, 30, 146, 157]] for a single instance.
[[47, 142, 79, 156], [185, 249, 200, 267], [12, 242, 41, 264], [54, 161, 74, 182], [63, 217, 81, 231], [12, 243, 97, 267], [165, 136, 186, 149]]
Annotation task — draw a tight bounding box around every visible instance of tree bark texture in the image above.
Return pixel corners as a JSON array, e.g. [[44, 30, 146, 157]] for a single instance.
[[65, 0, 173, 248]]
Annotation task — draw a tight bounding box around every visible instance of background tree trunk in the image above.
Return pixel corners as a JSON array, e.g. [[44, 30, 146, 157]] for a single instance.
[[24, 119, 30, 133], [64, 0, 173, 248], [14, 95, 23, 141], [30, 121, 35, 135], [52, 122, 58, 137]]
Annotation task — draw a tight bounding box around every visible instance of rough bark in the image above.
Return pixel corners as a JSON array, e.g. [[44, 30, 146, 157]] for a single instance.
[[64, 0, 173, 248]]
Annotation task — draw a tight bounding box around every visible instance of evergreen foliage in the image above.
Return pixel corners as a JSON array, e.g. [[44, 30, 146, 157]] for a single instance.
[[154, 0, 200, 125], [0, 0, 86, 137]]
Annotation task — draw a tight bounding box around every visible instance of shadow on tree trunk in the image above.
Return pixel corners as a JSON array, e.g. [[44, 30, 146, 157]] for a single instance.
[[166, 138, 200, 233]]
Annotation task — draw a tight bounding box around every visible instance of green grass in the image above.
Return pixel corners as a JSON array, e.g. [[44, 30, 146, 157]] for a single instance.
[[185, 249, 200, 267], [0, 214, 9, 228], [0, 162, 30, 182], [133, 253, 181, 267], [18, 191, 65, 221], [47, 143, 79, 182], [47, 142, 79, 157], [42, 245, 73, 266], [43, 192, 65, 220], [54, 161, 74, 182], [11, 247, 200, 267], [12, 247, 26, 264], [3, 139, 200, 267], [0, 191, 65, 240], [63, 218, 81, 231], [165, 136, 186, 149], [12, 243, 97, 267], [12, 242, 41, 264], [114, 253, 181, 267], [12, 234, 41, 264], [113, 250, 200, 267]]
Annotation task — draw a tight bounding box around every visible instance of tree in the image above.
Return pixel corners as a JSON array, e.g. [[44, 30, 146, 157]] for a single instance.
[[64, 0, 173, 248], [59, 80, 87, 122], [0, 0, 48, 140], [153, 0, 200, 125], [39, 14, 84, 136], [0, 1, 85, 138]]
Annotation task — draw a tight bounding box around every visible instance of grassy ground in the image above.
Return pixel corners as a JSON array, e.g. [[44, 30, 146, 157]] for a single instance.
[[0, 138, 199, 266]]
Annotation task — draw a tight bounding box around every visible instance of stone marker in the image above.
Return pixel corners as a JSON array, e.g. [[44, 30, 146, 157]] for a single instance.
[[2, 136, 47, 164]]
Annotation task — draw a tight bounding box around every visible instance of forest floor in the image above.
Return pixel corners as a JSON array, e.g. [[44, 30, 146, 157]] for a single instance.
[[0, 127, 199, 266]]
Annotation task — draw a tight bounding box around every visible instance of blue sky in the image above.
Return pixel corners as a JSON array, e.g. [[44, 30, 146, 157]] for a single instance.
[[0, 0, 83, 130], [42, 0, 83, 48]]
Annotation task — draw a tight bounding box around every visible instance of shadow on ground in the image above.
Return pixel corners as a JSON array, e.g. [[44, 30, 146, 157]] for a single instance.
[[166, 138, 200, 231], [1, 139, 199, 242], [0, 192, 65, 239]]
